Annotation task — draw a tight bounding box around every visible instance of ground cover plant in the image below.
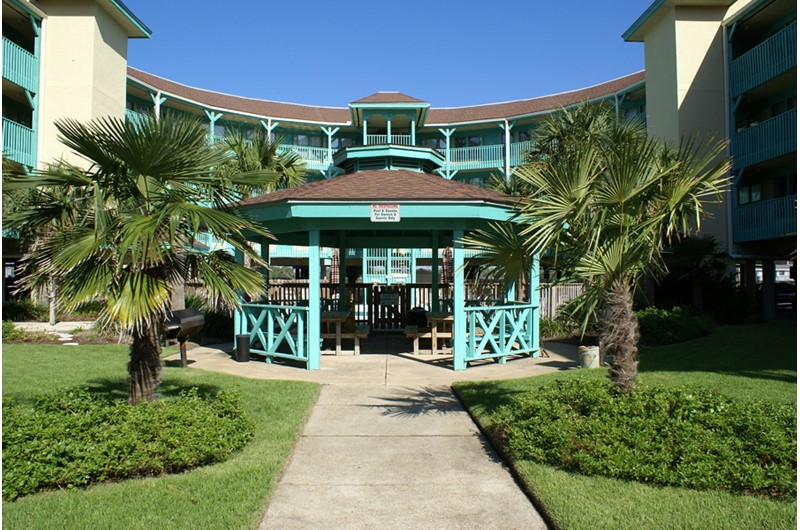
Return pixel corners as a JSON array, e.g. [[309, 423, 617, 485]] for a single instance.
[[2, 344, 318, 529], [636, 305, 714, 345], [455, 322, 797, 530], [4, 387, 254, 500]]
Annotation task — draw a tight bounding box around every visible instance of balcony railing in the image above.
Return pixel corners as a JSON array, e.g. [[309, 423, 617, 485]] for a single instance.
[[2, 37, 38, 93], [277, 144, 328, 170], [733, 194, 797, 242], [731, 108, 796, 169], [447, 144, 504, 170], [2, 118, 35, 168], [731, 22, 797, 97], [364, 134, 413, 146], [510, 140, 533, 166]]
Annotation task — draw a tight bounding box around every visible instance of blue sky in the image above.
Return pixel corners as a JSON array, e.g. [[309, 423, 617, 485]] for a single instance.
[[125, 0, 652, 108]]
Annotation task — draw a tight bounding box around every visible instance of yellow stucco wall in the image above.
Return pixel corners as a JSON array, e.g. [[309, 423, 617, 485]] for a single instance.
[[35, 0, 128, 167], [640, 3, 731, 249]]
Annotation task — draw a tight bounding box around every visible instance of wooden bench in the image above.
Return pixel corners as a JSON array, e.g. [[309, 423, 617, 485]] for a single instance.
[[404, 325, 452, 355], [322, 324, 370, 355]]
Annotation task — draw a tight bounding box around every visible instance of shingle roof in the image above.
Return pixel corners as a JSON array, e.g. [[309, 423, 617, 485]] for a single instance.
[[350, 92, 427, 104], [426, 72, 646, 124], [128, 67, 352, 124], [238, 170, 515, 206], [128, 68, 644, 126]]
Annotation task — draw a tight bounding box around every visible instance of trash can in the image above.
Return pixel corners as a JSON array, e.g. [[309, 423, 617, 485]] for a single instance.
[[578, 346, 600, 368], [407, 307, 428, 327], [235, 334, 250, 363]]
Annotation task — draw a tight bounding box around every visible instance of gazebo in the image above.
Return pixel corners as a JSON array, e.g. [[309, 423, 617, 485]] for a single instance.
[[233, 169, 540, 370]]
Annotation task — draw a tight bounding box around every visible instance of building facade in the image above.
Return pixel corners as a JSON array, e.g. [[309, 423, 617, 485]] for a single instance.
[[3, 0, 796, 315]]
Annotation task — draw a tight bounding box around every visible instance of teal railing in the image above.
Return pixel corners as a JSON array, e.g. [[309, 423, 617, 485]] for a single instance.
[[733, 194, 796, 242], [237, 303, 310, 364], [731, 108, 796, 168], [465, 301, 538, 363], [364, 134, 412, 146], [509, 140, 533, 166], [277, 144, 328, 170], [2, 118, 35, 168], [448, 144, 504, 170], [2, 37, 38, 93], [731, 22, 796, 97]]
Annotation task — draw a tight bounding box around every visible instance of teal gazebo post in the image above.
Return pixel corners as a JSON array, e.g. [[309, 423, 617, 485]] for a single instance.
[[337, 235, 347, 311], [431, 232, 439, 312], [530, 256, 540, 357], [452, 229, 466, 370], [307, 230, 321, 370]]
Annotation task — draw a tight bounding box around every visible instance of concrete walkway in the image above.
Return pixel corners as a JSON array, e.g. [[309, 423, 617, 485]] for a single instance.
[[164, 336, 579, 529]]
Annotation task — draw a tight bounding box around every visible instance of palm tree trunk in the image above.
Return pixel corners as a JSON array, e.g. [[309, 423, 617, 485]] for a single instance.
[[128, 322, 162, 404], [602, 278, 640, 391]]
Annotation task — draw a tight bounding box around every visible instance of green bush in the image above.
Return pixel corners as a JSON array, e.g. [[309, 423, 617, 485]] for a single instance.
[[185, 295, 234, 340], [2, 321, 26, 341], [540, 313, 578, 340], [3, 387, 254, 500], [637, 306, 714, 345], [2, 300, 48, 322], [494, 379, 796, 499]]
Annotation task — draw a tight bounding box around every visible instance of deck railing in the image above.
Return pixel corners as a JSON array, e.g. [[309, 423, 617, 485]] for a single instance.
[[539, 283, 584, 318], [465, 302, 538, 363], [237, 303, 310, 364], [731, 108, 797, 169], [448, 144, 504, 170], [733, 194, 797, 242], [364, 134, 412, 146], [2, 37, 38, 93], [2, 118, 35, 168], [731, 22, 797, 97], [277, 144, 328, 170]]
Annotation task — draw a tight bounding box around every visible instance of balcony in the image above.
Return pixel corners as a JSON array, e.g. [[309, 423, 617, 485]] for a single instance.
[[277, 144, 329, 171], [731, 108, 796, 169], [731, 22, 797, 97], [733, 194, 796, 242], [2, 118, 35, 168], [365, 134, 412, 146], [2, 37, 38, 93], [439, 141, 532, 171]]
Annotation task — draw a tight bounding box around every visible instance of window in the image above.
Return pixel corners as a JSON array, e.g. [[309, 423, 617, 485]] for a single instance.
[[518, 130, 531, 142], [296, 134, 308, 146], [739, 183, 763, 205], [455, 137, 467, 148], [468, 136, 481, 147], [309, 136, 323, 147]]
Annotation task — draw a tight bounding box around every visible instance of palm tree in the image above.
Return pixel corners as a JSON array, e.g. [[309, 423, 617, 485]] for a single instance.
[[515, 104, 730, 391], [4, 113, 273, 404], [221, 128, 306, 194]]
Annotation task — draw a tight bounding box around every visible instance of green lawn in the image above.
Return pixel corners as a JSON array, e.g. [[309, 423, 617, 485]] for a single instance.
[[2, 343, 319, 530], [455, 322, 797, 530]]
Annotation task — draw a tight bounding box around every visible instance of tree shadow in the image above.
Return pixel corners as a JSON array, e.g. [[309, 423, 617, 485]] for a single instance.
[[366, 386, 463, 417], [79, 377, 225, 402]]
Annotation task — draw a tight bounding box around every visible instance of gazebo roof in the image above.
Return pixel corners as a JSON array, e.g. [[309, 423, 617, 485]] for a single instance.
[[239, 170, 516, 207]]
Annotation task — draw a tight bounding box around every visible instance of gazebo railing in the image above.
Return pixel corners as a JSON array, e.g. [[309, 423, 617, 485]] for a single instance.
[[238, 303, 309, 365], [464, 302, 538, 363]]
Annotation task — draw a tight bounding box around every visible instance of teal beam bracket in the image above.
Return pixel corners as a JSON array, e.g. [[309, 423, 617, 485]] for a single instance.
[[260, 119, 280, 139], [320, 166, 343, 180], [307, 230, 321, 370], [151, 92, 166, 119], [205, 110, 223, 143], [453, 229, 466, 371], [321, 126, 340, 164], [439, 128, 456, 176], [28, 14, 40, 36], [436, 167, 459, 180], [732, 96, 742, 113], [728, 21, 737, 41]]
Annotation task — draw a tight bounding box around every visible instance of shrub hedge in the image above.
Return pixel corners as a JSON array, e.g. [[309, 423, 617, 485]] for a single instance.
[[637, 306, 714, 346], [494, 379, 796, 499], [2, 300, 48, 322], [3, 387, 254, 500]]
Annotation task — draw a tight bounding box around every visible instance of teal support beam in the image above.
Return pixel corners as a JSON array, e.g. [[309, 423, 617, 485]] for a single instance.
[[506, 279, 516, 303], [338, 235, 347, 311], [530, 256, 540, 357], [260, 240, 270, 299], [410, 248, 417, 306], [499, 120, 515, 177], [362, 118, 368, 145], [410, 116, 416, 146], [321, 126, 340, 165], [308, 230, 321, 370], [233, 247, 245, 347], [260, 119, 280, 140], [151, 92, 166, 120], [387, 248, 393, 283], [387, 118, 392, 145], [205, 110, 223, 143], [431, 232, 439, 312], [453, 229, 466, 371], [27, 15, 40, 168], [438, 128, 456, 179]]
